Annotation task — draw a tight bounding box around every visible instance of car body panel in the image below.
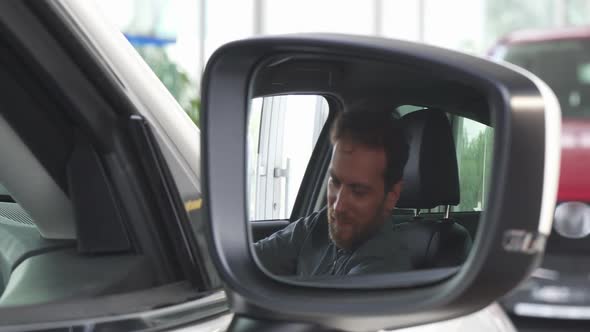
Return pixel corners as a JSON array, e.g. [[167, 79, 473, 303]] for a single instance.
[[491, 26, 590, 49], [491, 26, 590, 320], [393, 303, 516, 332], [490, 26, 590, 204], [560, 119, 590, 201]]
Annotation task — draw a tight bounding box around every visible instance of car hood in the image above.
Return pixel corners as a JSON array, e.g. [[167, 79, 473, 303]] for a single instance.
[[393, 303, 516, 332]]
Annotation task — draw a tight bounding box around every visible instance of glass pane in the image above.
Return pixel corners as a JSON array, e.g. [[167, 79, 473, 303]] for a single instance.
[[247, 95, 329, 220], [94, 0, 201, 127], [0, 183, 9, 196], [454, 117, 494, 212], [396, 105, 426, 117], [503, 39, 590, 117]]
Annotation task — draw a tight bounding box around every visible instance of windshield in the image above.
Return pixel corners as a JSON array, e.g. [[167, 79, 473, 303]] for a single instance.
[[503, 39, 590, 118], [0, 183, 10, 197]]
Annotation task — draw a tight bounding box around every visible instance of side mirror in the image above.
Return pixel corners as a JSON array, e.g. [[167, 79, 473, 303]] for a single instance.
[[201, 34, 561, 331]]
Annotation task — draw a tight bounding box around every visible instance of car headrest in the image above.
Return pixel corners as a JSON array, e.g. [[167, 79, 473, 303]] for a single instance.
[[396, 109, 460, 209]]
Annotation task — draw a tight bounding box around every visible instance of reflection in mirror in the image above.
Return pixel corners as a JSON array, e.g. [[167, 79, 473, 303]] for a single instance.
[[247, 57, 494, 285], [247, 95, 329, 221]]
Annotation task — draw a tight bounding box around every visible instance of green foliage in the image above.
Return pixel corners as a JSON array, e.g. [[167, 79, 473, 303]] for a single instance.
[[456, 125, 493, 212], [186, 98, 201, 127], [135, 46, 200, 127]]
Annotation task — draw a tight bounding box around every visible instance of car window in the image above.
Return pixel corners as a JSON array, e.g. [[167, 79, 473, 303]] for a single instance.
[[397, 104, 427, 117], [454, 117, 493, 212], [502, 39, 590, 118], [94, 0, 201, 128], [0, 184, 9, 197], [247, 95, 329, 221]]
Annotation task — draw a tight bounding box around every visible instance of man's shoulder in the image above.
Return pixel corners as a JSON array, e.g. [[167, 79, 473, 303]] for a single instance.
[[295, 206, 328, 229], [306, 206, 328, 221], [256, 207, 328, 245], [347, 221, 413, 274], [355, 221, 396, 255]]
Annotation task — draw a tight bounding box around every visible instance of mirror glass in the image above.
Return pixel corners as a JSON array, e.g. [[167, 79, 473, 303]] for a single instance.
[[247, 95, 329, 221], [247, 55, 494, 286]]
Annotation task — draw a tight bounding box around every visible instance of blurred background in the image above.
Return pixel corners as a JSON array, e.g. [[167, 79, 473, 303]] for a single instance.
[[92, 0, 590, 128], [93, 1, 590, 331]]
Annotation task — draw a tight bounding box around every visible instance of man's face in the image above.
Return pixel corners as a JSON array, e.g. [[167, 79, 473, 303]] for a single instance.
[[327, 139, 402, 250]]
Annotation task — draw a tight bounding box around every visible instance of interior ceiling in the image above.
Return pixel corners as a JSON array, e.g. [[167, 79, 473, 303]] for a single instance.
[[251, 55, 491, 125]]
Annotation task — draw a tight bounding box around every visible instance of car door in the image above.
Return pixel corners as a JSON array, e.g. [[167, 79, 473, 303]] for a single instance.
[[0, 1, 231, 331]]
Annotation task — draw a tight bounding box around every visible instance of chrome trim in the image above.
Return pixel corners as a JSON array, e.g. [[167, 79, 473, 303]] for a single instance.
[[515, 302, 590, 320], [1, 291, 229, 332], [502, 229, 546, 254], [531, 268, 560, 281]]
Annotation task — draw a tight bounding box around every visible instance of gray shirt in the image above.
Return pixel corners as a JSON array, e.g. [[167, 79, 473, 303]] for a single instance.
[[254, 207, 413, 276]]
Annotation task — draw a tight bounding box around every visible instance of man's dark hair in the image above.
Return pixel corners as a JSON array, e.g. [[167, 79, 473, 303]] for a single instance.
[[330, 111, 409, 191]]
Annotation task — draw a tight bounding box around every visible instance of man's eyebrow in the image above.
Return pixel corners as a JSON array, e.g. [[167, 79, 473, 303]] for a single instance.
[[350, 183, 371, 191], [329, 169, 371, 190]]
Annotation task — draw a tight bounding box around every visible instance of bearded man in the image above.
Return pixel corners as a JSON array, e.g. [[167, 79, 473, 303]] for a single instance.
[[254, 110, 411, 276]]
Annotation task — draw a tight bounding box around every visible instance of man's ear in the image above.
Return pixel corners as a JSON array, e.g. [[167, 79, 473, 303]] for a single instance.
[[385, 181, 403, 211]]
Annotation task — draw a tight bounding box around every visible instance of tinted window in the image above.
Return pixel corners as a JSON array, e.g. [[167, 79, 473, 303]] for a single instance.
[[503, 39, 590, 117], [454, 117, 493, 212], [0, 184, 9, 197]]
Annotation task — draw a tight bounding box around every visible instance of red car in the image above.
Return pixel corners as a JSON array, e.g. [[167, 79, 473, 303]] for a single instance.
[[491, 27, 590, 323]]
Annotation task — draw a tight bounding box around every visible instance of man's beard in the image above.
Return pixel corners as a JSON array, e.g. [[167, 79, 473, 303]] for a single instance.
[[327, 203, 385, 251]]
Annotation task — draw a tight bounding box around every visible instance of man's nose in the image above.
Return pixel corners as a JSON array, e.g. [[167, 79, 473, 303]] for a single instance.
[[333, 187, 349, 213]]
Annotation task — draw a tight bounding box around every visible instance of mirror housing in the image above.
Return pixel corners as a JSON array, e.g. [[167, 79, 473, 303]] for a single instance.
[[201, 34, 561, 331]]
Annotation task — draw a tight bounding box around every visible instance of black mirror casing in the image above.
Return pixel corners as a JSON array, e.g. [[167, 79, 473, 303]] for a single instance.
[[201, 34, 561, 331]]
